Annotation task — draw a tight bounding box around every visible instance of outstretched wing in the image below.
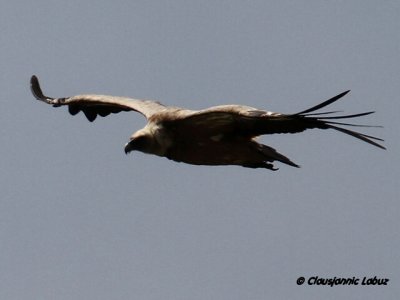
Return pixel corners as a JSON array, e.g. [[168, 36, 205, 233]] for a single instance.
[[30, 75, 168, 121], [172, 91, 385, 149]]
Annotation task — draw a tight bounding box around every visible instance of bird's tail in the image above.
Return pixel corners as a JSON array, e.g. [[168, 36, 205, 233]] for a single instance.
[[258, 144, 300, 169], [292, 90, 386, 150]]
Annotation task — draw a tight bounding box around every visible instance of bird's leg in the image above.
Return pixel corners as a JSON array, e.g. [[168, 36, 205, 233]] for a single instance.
[[242, 162, 278, 170]]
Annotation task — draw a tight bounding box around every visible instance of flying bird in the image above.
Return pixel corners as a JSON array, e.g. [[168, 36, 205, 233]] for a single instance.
[[30, 75, 385, 170]]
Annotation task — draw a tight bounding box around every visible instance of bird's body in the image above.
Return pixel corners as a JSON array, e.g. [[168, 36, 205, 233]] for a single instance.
[[30, 75, 384, 170]]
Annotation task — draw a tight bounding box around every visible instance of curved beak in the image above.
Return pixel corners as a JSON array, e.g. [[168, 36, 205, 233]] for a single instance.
[[124, 140, 134, 154]]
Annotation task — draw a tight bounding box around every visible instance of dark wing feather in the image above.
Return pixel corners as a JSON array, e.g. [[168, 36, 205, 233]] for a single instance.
[[30, 75, 168, 121], [294, 90, 350, 114], [240, 91, 386, 149], [172, 92, 385, 149]]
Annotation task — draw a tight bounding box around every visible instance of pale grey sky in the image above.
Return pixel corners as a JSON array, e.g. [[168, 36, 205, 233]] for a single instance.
[[1, 1, 399, 299]]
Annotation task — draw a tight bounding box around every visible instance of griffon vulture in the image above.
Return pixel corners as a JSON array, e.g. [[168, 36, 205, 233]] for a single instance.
[[30, 75, 385, 170]]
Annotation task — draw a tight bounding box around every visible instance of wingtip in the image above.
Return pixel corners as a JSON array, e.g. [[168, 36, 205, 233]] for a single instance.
[[294, 90, 352, 115], [30, 75, 38, 82], [30, 75, 46, 101], [340, 90, 351, 98], [339, 90, 351, 97]]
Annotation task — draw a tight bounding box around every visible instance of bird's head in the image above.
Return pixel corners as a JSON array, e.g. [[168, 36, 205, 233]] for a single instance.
[[124, 129, 160, 155]]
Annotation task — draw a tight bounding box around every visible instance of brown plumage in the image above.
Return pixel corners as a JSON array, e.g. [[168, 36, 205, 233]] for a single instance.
[[30, 75, 385, 170]]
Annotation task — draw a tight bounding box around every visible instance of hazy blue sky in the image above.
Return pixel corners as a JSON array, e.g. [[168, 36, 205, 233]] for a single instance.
[[1, 1, 399, 299]]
